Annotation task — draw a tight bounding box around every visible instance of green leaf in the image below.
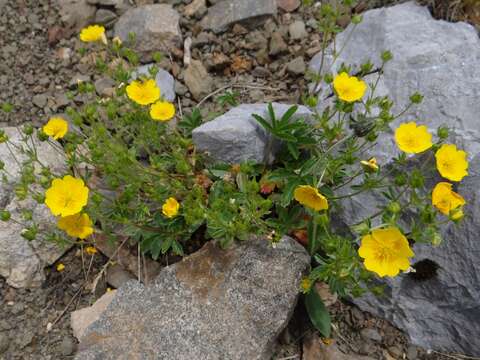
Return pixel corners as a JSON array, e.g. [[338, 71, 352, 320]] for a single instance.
[[279, 105, 298, 125], [252, 114, 273, 132], [305, 287, 331, 338], [267, 103, 276, 128]]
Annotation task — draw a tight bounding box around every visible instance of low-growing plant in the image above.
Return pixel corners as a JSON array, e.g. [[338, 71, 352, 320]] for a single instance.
[[0, 1, 469, 339]]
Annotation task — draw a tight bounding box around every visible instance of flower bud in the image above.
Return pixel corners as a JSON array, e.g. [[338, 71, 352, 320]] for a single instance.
[[0, 210, 11, 221], [21, 228, 37, 241], [449, 208, 464, 222], [409, 92, 424, 104], [437, 126, 449, 140], [432, 231, 442, 246], [410, 170, 424, 188], [351, 222, 370, 235], [0, 160, 4, 170], [37, 131, 49, 142], [387, 201, 401, 214], [23, 125, 34, 135], [381, 50, 393, 62], [394, 173, 407, 186], [352, 14, 363, 25], [0, 130, 8, 144]]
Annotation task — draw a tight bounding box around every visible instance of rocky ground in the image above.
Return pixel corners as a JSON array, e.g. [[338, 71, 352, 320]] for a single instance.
[[0, 0, 478, 359]]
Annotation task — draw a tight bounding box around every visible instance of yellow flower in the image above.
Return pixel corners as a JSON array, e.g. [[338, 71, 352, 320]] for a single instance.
[[432, 182, 465, 216], [162, 197, 180, 218], [43, 117, 68, 140], [449, 208, 464, 221], [300, 277, 312, 293], [294, 185, 328, 211], [126, 79, 160, 105], [45, 175, 89, 217], [150, 101, 176, 121], [58, 213, 94, 239], [56, 263, 65, 272], [435, 144, 468, 182], [79, 25, 106, 44], [360, 157, 379, 172], [85, 246, 98, 255], [333, 72, 367, 102], [358, 227, 414, 277], [394, 122, 432, 154]]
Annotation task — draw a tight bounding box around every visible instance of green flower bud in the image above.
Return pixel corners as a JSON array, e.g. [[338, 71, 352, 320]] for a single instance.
[[381, 50, 393, 62], [304, 96, 318, 108], [21, 228, 37, 241], [324, 73, 333, 84], [351, 222, 370, 235], [387, 201, 401, 214], [437, 126, 449, 140], [410, 92, 424, 104], [0, 160, 4, 170], [352, 15, 363, 25], [0, 210, 11, 221], [37, 131, 49, 142], [0, 130, 9, 144], [410, 170, 424, 188], [23, 125, 34, 136], [15, 186, 28, 200], [33, 193, 46, 204], [432, 231, 442, 246], [22, 209, 33, 221]]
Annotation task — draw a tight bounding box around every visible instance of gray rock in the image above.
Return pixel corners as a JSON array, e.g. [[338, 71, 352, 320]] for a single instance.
[[0, 332, 8, 354], [106, 264, 136, 289], [287, 56, 306, 75], [192, 103, 313, 164], [360, 328, 382, 343], [201, 0, 277, 34], [184, 60, 213, 101], [114, 5, 182, 61], [75, 236, 309, 360], [133, 65, 176, 102], [309, 2, 480, 355], [95, 9, 117, 28], [0, 127, 68, 288], [59, 337, 76, 356], [32, 94, 47, 108], [269, 31, 288, 56], [184, 0, 207, 19], [288, 20, 307, 40], [58, 0, 96, 30], [94, 78, 116, 98]]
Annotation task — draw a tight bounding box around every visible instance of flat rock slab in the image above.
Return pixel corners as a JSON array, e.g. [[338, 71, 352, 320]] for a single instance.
[[114, 4, 182, 61], [309, 2, 480, 355], [201, 0, 277, 34], [192, 103, 313, 164], [75, 236, 309, 360], [0, 127, 69, 288]]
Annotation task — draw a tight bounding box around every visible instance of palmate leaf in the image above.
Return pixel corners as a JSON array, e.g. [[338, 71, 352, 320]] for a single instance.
[[305, 287, 332, 338]]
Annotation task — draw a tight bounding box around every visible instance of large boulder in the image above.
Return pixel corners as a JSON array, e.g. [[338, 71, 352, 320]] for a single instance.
[[74, 236, 309, 359], [0, 127, 69, 288], [201, 0, 277, 34], [58, 0, 96, 30], [310, 2, 480, 355], [192, 103, 313, 164], [114, 4, 182, 61]]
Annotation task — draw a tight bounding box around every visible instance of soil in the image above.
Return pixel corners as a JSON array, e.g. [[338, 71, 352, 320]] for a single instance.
[[0, 0, 475, 359]]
